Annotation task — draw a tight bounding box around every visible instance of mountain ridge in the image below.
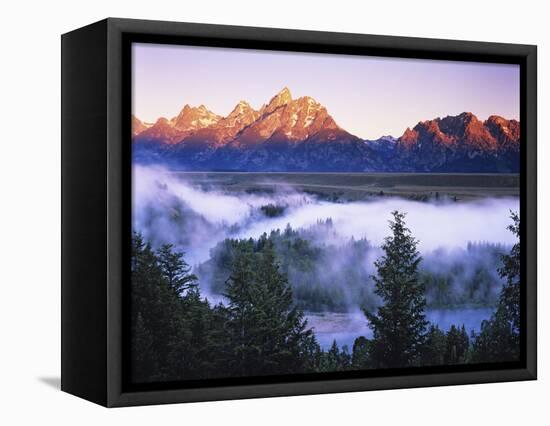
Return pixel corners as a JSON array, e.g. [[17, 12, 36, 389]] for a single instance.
[[132, 88, 520, 173]]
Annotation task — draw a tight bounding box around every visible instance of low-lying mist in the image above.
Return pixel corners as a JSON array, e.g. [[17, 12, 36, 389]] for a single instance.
[[133, 165, 519, 311]]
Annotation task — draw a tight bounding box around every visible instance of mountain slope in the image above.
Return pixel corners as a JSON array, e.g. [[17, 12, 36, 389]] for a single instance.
[[395, 112, 520, 172], [132, 89, 520, 173]]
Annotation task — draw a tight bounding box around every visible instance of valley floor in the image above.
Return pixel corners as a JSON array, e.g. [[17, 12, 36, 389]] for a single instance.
[[171, 171, 520, 201]]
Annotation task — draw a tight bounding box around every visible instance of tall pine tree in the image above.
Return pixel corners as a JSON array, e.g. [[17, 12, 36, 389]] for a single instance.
[[131, 233, 222, 382], [156, 243, 197, 295], [472, 212, 520, 362], [364, 211, 428, 368], [421, 325, 447, 366], [445, 325, 469, 364], [130, 233, 186, 382], [224, 241, 317, 376], [497, 211, 521, 339], [352, 336, 371, 369], [223, 244, 257, 376]]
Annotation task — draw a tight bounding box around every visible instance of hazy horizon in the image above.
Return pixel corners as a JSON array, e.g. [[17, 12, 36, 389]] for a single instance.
[[132, 43, 520, 140]]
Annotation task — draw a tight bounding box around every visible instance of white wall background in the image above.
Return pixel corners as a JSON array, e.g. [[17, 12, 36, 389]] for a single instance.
[[0, 0, 546, 423]]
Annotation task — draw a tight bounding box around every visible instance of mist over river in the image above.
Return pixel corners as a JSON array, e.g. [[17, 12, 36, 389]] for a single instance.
[[307, 308, 493, 350], [133, 166, 519, 264], [132, 166, 519, 348]]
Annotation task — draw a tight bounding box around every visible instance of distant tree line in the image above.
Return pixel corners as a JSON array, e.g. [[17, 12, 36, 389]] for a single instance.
[[131, 212, 520, 382], [198, 222, 507, 313]]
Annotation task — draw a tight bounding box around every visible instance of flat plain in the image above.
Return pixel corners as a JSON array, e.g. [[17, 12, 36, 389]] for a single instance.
[[171, 172, 520, 201]]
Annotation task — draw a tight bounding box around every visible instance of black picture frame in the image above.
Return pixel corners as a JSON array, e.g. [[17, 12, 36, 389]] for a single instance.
[[61, 17, 537, 407]]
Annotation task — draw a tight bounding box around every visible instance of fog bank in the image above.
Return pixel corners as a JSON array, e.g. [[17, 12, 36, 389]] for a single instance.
[[133, 165, 519, 265]]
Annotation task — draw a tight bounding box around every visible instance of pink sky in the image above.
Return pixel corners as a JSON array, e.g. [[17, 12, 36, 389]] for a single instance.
[[132, 43, 520, 140]]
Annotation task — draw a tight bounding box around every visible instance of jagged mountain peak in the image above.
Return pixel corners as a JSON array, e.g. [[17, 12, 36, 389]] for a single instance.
[[229, 88, 350, 146], [210, 100, 260, 138], [228, 100, 256, 117], [132, 115, 148, 136], [404, 112, 490, 143], [486, 114, 510, 125], [484, 115, 520, 147], [132, 93, 520, 173], [172, 103, 221, 131], [454, 111, 476, 121], [264, 87, 293, 113], [296, 95, 320, 106], [154, 117, 171, 126], [274, 86, 292, 101], [394, 112, 520, 171], [485, 114, 520, 132]]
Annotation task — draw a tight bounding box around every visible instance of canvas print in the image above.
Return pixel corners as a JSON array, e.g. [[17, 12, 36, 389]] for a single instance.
[[130, 43, 521, 384]]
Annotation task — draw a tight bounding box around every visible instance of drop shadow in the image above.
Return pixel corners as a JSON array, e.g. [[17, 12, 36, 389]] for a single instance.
[[38, 376, 61, 390]]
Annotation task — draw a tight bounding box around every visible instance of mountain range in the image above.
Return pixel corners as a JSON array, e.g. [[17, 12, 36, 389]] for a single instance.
[[132, 87, 520, 173]]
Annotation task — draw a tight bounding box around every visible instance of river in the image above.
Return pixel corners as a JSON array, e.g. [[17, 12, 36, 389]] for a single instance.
[[305, 307, 493, 350]]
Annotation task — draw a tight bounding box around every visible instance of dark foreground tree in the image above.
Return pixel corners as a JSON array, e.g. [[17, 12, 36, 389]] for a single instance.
[[224, 240, 317, 376], [131, 233, 322, 382], [472, 212, 521, 363], [156, 243, 197, 294], [319, 340, 352, 372], [131, 233, 225, 382], [364, 211, 428, 368], [497, 212, 521, 338], [421, 325, 447, 366], [352, 336, 371, 369], [131, 234, 186, 382], [445, 325, 470, 364], [223, 243, 257, 376]]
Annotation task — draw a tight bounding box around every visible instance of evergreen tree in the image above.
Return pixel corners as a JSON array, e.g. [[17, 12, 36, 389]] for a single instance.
[[176, 287, 226, 379], [156, 243, 197, 294], [364, 211, 428, 368], [224, 241, 317, 376], [319, 341, 352, 372], [497, 212, 521, 338], [421, 325, 447, 366], [352, 336, 371, 369], [131, 233, 224, 382], [256, 241, 317, 374], [322, 340, 342, 372], [300, 334, 324, 372], [339, 345, 352, 370], [445, 325, 469, 364], [130, 233, 186, 382], [471, 212, 521, 363], [224, 244, 257, 376]]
